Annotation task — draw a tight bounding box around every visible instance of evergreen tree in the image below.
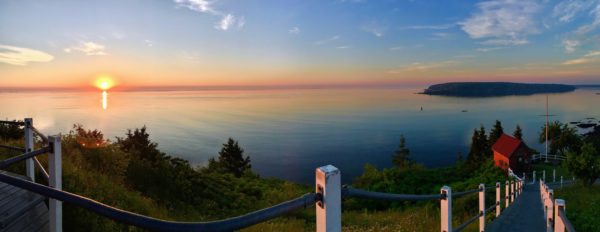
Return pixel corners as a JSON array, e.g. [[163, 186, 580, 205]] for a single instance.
[[489, 120, 504, 146], [513, 125, 523, 140], [478, 125, 490, 159], [209, 138, 251, 177], [467, 129, 481, 164], [392, 135, 412, 168]]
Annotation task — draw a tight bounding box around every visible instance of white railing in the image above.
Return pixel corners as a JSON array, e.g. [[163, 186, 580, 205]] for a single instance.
[[531, 154, 566, 162], [540, 180, 576, 232]]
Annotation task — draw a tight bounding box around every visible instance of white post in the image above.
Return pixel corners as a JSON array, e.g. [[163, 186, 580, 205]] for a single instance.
[[479, 184, 485, 232], [543, 170, 546, 182], [440, 186, 452, 232], [496, 182, 501, 217], [48, 135, 63, 232], [554, 199, 566, 232], [511, 180, 515, 202], [560, 176, 563, 189], [533, 171, 536, 183], [315, 165, 341, 232], [505, 180, 510, 207], [553, 169, 556, 183], [24, 118, 35, 182], [547, 190, 554, 230]]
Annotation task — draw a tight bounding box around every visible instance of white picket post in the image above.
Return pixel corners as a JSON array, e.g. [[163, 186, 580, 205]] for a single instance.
[[560, 176, 563, 189], [48, 135, 63, 232], [553, 169, 556, 183], [554, 199, 566, 232], [496, 182, 501, 217], [24, 118, 35, 182], [510, 180, 515, 202], [533, 171, 536, 183], [440, 186, 452, 232], [479, 184, 485, 232], [505, 180, 510, 207], [543, 170, 546, 182], [315, 165, 341, 232]]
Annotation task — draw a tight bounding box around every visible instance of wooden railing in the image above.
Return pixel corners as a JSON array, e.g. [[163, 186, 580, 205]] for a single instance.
[[0, 118, 528, 232]]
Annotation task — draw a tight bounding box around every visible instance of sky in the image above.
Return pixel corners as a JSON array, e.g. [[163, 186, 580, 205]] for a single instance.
[[1, 0, 600, 88]]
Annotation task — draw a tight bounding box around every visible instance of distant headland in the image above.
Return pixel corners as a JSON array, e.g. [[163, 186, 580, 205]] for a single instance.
[[422, 82, 576, 97]]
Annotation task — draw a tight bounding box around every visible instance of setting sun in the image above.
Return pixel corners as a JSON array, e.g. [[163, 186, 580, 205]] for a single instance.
[[95, 76, 114, 90]]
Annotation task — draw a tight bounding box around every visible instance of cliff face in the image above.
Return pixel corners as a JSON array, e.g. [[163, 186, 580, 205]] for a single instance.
[[422, 82, 576, 97]]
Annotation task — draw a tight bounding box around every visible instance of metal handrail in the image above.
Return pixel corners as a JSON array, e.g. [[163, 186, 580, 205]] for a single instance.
[[0, 145, 25, 152], [454, 212, 481, 232], [453, 188, 479, 198], [342, 186, 444, 201], [0, 120, 25, 126], [33, 157, 49, 181], [0, 172, 317, 232], [0, 146, 51, 169], [559, 208, 576, 232]]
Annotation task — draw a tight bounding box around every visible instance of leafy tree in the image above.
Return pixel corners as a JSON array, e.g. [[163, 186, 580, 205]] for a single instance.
[[0, 120, 23, 140], [565, 142, 600, 187], [489, 120, 504, 146], [513, 124, 523, 140], [539, 121, 582, 155], [209, 138, 251, 177], [392, 135, 413, 168]]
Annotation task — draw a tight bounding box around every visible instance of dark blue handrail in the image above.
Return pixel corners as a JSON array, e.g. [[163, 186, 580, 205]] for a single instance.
[[0, 172, 317, 232]]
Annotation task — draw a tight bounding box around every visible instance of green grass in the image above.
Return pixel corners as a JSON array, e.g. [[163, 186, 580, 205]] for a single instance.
[[554, 184, 600, 232], [531, 163, 572, 182]]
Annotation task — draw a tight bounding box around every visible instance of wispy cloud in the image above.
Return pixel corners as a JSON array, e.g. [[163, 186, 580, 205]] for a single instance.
[[460, 0, 541, 46], [361, 21, 387, 37], [429, 32, 452, 40], [562, 49, 600, 65], [174, 0, 244, 31], [553, 0, 595, 23], [315, 35, 340, 45], [215, 14, 235, 31], [0, 44, 54, 66], [562, 39, 580, 53], [398, 24, 455, 30], [477, 46, 506, 52], [336, 46, 349, 49], [388, 60, 456, 73], [289, 27, 300, 34], [574, 2, 600, 34], [144, 40, 154, 47], [64, 41, 107, 56]]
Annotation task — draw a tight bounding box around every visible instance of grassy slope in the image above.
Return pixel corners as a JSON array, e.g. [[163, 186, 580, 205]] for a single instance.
[[554, 184, 600, 232]]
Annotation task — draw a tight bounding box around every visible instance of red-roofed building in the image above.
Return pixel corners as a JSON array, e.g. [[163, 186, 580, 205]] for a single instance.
[[492, 133, 532, 174]]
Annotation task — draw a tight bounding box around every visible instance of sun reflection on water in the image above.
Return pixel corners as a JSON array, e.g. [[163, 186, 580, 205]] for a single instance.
[[102, 91, 107, 110]]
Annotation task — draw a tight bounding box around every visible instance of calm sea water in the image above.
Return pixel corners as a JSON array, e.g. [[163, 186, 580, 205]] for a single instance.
[[1, 87, 599, 183]]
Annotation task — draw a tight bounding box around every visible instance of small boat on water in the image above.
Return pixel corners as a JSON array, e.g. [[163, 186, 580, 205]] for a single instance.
[[461, 110, 468, 112]]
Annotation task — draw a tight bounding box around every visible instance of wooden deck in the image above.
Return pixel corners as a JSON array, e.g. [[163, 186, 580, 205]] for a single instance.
[[0, 171, 48, 232]]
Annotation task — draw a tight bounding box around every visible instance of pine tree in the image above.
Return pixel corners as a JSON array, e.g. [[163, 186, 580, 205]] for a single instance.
[[467, 129, 481, 164], [489, 120, 504, 146], [513, 125, 523, 140], [478, 125, 490, 160], [392, 135, 412, 168], [210, 138, 251, 177]]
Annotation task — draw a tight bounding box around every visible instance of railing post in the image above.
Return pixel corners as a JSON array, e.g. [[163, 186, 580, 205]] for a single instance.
[[505, 180, 510, 207], [496, 182, 501, 217], [315, 165, 341, 232], [560, 176, 563, 189], [440, 186, 452, 232], [553, 169, 556, 183], [48, 135, 63, 232], [554, 199, 565, 232], [510, 180, 515, 202], [533, 171, 536, 183], [24, 118, 35, 182], [547, 190, 554, 230], [543, 170, 546, 182], [479, 184, 485, 232]]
